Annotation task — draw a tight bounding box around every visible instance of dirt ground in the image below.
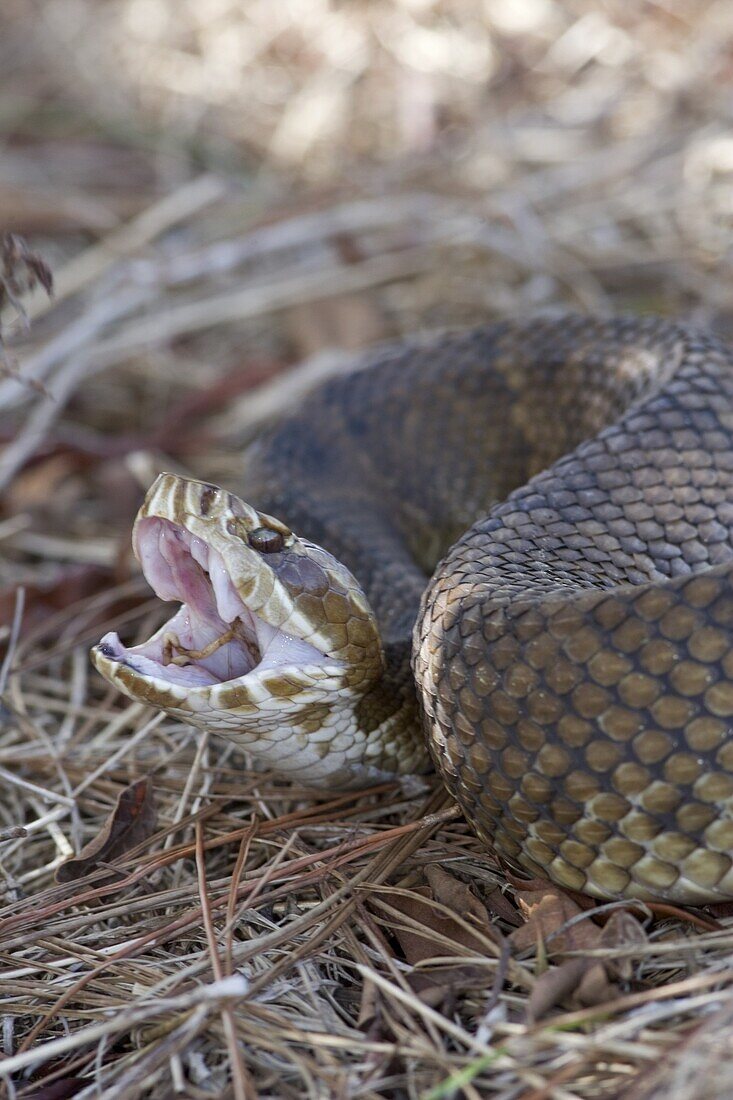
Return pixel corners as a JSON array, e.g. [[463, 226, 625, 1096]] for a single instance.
[[2, 2, 733, 1097]]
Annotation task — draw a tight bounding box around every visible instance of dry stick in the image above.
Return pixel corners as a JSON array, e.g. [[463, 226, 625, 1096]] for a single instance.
[[350, 891, 447, 1052], [242, 790, 458, 1001], [70, 712, 166, 797], [89, 244, 432, 350], [529, 969, 733, 1034], [12, 174, 226, 327], [0, 348, 122, 492], [220, 1001, 423, 1059], [218, 1007, 328, 1096], [3, 794, 419, 936], [3, 1008, 210, 1100], [0, 796, 227, 932], [2, 192, 514, 416], [0, 587, 24, 696], [109, 798, 462, 1015], [224, 822, 259, 976], [355, 964, 495, 1060], [130, 193, 523, 288], [18, 805, 462, 1060], [0, 284, 149, 413], [518, 1056, 598, 1100], [93, 1006, 212, 1100], [12, 804, 461, 1057], [367, 893, 506, 964], [0, 175, 225, 413], [232, 828, 301, 912], [0, 246, 431, 492], [0, 766, 75, 809], [194, 821, 255, 1100], [0, 784, 402, 930], [0, 977, 247, 1081], [15, 598, 160, 678], [0, 796, 422, 941], [13, 525, 114, 563], [14, 577, 149, 662], [165, 729, 212, 851]]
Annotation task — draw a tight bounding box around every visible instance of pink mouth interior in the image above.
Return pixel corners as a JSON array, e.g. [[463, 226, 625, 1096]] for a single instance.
[[97, 517, 328, 688]]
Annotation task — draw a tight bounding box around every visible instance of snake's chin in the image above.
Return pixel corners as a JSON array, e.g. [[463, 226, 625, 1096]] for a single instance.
[[92, 517, 335, 696]]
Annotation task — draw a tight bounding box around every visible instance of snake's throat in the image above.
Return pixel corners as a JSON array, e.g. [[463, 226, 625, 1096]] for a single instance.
[[93, 517, 333, 692]]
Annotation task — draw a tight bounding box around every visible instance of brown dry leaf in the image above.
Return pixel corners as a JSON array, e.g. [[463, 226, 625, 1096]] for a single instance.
[[56, 777, 156, 883], [286, 293, 385, 358], [385, 867, 501, 1005], [426, 863, 494, 929], [511, 884, 596, 954], [4, 453, 79, 513], [527, 957, 612, 1023], [600, 908, 648, 982], [484, 885, 524, 927], [511, 881, 648, 1021]]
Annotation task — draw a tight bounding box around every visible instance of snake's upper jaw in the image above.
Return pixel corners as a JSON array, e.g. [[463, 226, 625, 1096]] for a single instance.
[[94, 517, 327, 673]]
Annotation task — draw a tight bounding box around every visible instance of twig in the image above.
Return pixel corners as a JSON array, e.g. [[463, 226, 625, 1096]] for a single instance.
[[194, 821, 254, 1100]]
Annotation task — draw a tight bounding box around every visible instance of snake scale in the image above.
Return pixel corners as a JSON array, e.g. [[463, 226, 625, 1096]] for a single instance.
[[93, 315, 733, 903]]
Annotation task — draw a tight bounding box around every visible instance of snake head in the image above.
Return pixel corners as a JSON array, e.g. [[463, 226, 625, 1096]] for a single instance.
[[91, 473, 389, 783]]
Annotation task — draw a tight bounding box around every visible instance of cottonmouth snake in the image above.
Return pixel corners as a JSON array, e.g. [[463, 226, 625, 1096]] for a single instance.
[[92, 316, 733, 904]]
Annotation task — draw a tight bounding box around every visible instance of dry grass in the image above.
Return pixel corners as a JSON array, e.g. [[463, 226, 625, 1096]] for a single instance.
[[2, 2, 733, 1097]]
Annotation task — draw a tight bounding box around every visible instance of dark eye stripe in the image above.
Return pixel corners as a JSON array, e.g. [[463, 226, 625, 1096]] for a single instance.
[[249, 527, 285, 553]]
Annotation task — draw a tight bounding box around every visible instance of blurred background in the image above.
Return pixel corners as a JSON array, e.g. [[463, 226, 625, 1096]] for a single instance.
[[3, 0, 733, 625], [2, 6, 733, 1093]]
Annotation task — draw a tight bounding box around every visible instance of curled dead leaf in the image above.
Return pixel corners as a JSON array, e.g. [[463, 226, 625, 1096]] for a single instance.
[[600, 908, 648, 982], [527, 956, 613, 1023], [426, 863, 496, 930], [56, 776, 156, 883], [511, 885, 596, 954], [376, 865, 503, 1006], [510, 879, 647, 1021]]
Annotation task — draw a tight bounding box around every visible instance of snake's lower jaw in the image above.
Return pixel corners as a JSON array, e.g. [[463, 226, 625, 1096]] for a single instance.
[[92, 634, 400, 785], [91, 636, 350, 739]]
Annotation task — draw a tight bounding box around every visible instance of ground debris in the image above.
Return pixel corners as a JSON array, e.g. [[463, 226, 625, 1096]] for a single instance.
[[55, 776, 156, 883], [1, 3, 732, 1096]]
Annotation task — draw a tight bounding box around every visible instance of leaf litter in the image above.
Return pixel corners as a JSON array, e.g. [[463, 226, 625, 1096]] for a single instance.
[[3, 3, 733, 1098]]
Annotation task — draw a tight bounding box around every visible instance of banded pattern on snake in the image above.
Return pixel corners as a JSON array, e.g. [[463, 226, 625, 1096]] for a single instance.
[[93, 316, 733, 903]]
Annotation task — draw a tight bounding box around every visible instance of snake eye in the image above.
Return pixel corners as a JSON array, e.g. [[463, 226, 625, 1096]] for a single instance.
[[248, 526, 285, 553]]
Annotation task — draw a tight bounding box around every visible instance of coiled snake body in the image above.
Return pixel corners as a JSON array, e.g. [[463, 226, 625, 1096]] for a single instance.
[[93, 316, 733, 903]]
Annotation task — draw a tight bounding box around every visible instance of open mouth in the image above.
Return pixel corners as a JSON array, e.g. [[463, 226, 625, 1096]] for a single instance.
[[96, 517, 330, 690]]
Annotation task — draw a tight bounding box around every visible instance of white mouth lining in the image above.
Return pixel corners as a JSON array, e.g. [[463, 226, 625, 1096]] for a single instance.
[[96, 517, 331, 690]]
